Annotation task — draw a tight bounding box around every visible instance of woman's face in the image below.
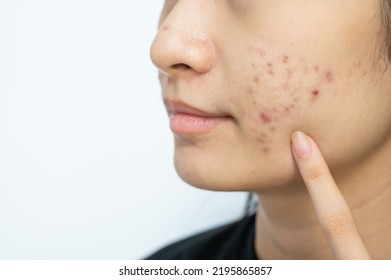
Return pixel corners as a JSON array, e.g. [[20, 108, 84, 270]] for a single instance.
[[151, 0, 391, 191]]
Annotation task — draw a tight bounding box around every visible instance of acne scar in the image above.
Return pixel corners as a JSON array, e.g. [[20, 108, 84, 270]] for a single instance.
[[312, 89, 319, 96], [282, 55, 289, 64], [254, 76, 260, 83]]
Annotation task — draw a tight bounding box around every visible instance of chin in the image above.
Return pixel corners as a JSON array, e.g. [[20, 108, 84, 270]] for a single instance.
[[173, 145, 299, 193]]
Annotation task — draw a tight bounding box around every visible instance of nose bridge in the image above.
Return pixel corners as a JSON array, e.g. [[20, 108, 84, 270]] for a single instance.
[[150, 1, 216, 76]]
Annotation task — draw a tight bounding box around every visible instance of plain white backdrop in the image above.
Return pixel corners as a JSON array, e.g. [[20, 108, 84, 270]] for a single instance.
[[0, 0, 247, 259]]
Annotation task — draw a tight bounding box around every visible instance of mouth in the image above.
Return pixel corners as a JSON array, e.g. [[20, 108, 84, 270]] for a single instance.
[[164, 99, 232, 135]]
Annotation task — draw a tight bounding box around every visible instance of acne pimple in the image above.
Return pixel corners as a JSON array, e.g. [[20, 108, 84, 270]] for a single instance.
[[325, 71, 333, 83], [258, 49, 266, 57], [262, 147, 270, 154], [314, 66, 319, 72], [286, 69, 293, 79], [254, 76, 260, 83], [267, 69, 275, 76], [267, 62, 273, 67], [247, 88, 254, 95], [162, 25, 170, 31], [258, 138, 267, 144], [312, 89, 319, 96], [260, 113, 272, 124], [282, 56, 289, 64]]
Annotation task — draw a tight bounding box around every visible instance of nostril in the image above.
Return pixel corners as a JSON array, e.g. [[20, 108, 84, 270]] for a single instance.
[[172, 63, 191, 70]]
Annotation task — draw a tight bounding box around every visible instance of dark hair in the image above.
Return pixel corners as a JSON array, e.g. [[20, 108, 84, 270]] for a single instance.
[[381, 0, 391, 62]]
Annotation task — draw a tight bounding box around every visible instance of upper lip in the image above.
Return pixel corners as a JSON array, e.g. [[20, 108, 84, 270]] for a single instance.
[[164, 98, 229, 118]]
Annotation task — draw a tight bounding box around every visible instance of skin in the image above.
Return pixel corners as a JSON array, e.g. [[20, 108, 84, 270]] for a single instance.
[[151, 0, 391, 259]]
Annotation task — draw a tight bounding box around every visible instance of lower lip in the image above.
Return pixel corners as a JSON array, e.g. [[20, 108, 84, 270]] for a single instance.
[[170, 113, 230, 135]]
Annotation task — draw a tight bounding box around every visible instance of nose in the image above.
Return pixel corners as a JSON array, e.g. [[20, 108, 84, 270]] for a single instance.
[[150, 2, 215, 78]]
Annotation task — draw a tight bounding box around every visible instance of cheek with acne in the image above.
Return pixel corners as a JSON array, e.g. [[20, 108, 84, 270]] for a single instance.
[[246, 47, 336, 153]]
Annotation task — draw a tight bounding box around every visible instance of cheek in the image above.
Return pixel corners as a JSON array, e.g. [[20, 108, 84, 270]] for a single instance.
[[244, 47, 336, 153]]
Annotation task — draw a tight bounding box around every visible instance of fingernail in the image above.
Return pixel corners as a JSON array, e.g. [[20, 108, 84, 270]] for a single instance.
[[292, 131, 312, 158]]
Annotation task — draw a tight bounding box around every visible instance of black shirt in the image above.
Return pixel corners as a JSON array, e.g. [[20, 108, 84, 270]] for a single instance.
[[145, 214, 258, 260]]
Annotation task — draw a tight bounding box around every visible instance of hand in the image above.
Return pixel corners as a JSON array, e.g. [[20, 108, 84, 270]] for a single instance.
[[291, 131, 371, 260]]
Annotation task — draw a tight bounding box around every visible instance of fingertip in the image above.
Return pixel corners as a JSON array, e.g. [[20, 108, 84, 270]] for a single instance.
[[291, 131, 313, 159]]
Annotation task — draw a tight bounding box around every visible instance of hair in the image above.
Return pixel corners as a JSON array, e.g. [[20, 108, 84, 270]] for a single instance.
[[381, 0, 391, 62]]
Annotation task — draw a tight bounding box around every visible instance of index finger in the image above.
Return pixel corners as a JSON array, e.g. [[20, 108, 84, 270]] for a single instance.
[[291, 131, 371, 260]]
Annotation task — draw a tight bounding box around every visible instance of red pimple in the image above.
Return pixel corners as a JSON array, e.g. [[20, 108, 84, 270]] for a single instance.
[[260, 113, 272, 124], [325, 71, 333, 83], [162, 25, 170, 31], [286, 69, 293, 79], [257, 48, 266, 57], [258, 138, 266, 144]]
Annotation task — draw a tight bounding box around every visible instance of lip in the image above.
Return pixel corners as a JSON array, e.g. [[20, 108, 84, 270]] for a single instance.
[[164, 99, 232, 135]]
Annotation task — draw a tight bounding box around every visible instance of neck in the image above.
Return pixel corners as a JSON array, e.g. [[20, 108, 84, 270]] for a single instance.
[[254, 137, 391, 260]]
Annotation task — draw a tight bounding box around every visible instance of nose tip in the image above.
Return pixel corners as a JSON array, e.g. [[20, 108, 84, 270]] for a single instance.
[[150, 26, 215, 78]]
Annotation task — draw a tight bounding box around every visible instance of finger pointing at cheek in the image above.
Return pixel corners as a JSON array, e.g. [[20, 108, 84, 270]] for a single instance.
[[291, 131, 371, 260]]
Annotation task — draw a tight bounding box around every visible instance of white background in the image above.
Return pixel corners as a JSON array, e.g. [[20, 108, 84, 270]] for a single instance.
[[0, 0, 247, 259]]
